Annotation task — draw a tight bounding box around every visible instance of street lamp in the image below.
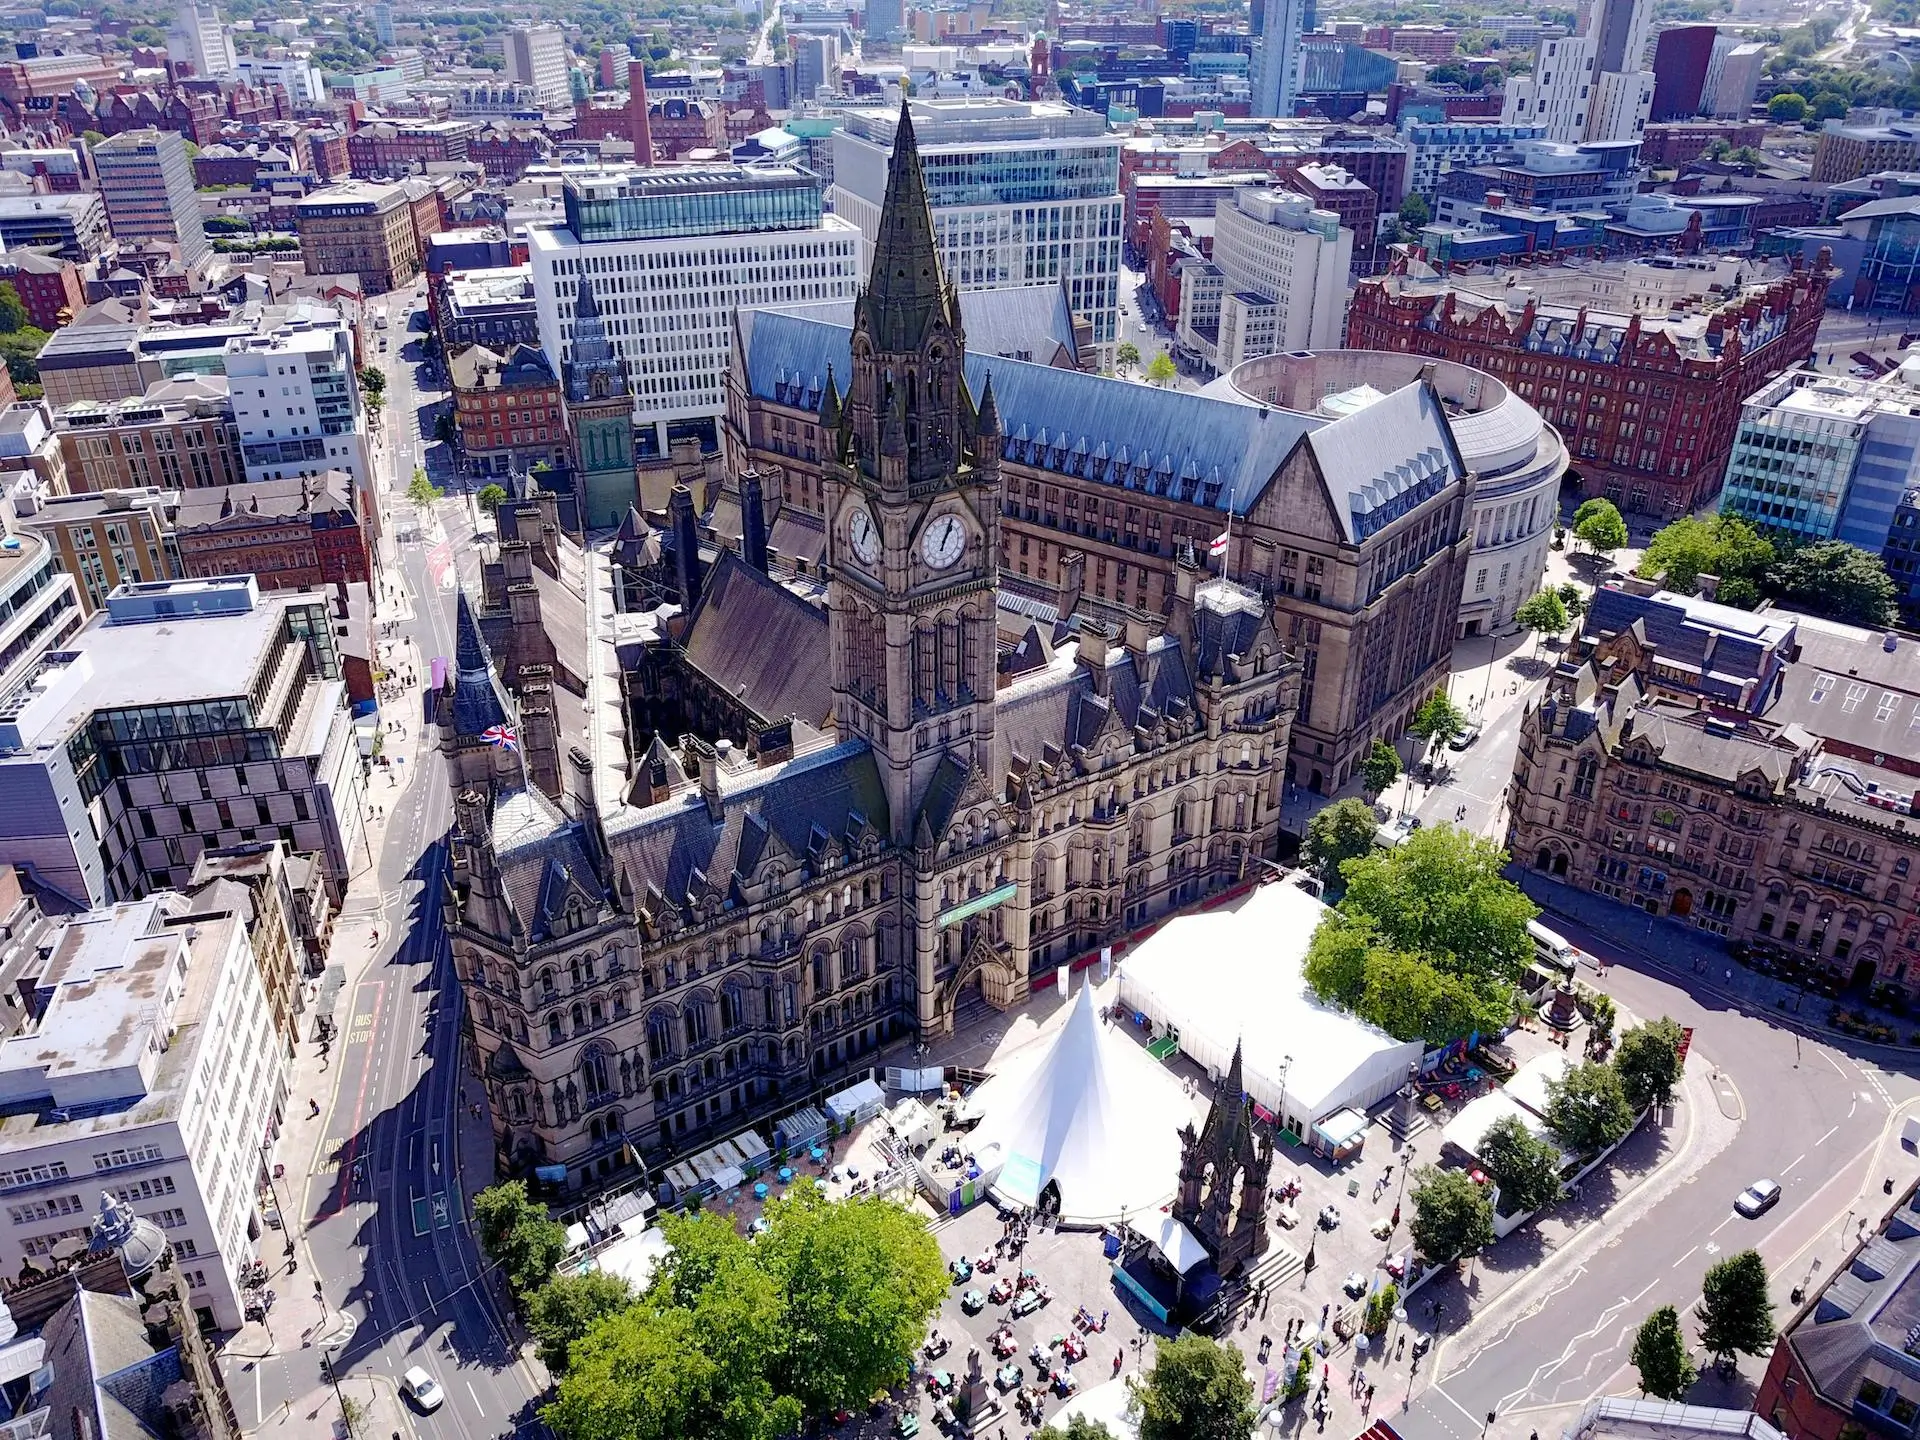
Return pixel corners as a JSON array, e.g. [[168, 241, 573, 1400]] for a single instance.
[[321, 1347, 353, 1439], [1483, 1411, 1497, 1439]]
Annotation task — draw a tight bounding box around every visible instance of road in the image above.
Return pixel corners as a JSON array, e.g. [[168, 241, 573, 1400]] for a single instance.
[[1378, 608, 1920, 1439], [225, 295, 547, 1439], [1817, 0, 1872, 61]]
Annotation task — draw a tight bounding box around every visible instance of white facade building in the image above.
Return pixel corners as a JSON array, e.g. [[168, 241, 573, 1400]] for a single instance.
[[1399, 121, 1550, 203], [506, 26, 571, 106], [1502, 0, 1652, 144], [224, 303, 371, 506], [1251, 0, 1308, 118], [0, 895, 287, 1330], [1176, 186, 1351, 372], [529, 165, 860, 454], [828, 100, 1123, 347], [234, 56, 326, 106], [167, 1, 234, 80]]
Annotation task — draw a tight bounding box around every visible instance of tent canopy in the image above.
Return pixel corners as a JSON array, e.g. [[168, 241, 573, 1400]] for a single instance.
[[1151, 1215, 1210, 1276], [967, 982, 1197, 1224], [1117, 882, 1425, 1130], [1504, 1051, 1571, 1118], [826, 1077, 885, 1123], [1441, 1091, 1547, 1160]]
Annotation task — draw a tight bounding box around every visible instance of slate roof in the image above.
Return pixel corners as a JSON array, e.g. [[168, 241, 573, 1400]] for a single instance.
[[1763, 613, 1920, 755], [1582, 586, 1798, 708], [1786, 1187, 1920, 1407], [40, 1287, 178, 1440], [492, 782, 608, 943], [679, 553, 832, 733], [605, 739, 889, 908], [449, 588, 512, 737], [768, 507, 826, 568], [738, 281, 1081, 377], [1303, 380, 1465, 543]]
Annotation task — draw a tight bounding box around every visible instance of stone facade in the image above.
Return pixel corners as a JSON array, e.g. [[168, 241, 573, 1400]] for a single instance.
[[439, 104, 1303, 1195]]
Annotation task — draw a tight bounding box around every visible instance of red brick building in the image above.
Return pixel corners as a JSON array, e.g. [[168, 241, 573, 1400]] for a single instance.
[[1145, 208, 1210, 320], [1345, 253, 1834, 518], [174, 472, 371, 593], [1123, 131, 1408, 231], [468, 126, 553, 182], [347, 120, 479, 179], [308, 128, 350, 182], [1641, 120, 1769, 168], [449, 342, 568, 478], [0, 250, 84, 330]]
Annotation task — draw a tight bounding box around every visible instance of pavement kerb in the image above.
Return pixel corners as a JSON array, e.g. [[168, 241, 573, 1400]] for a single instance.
[[1424, 1039, 1720, 1385]]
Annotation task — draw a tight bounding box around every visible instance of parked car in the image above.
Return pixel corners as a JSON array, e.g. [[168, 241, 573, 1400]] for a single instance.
[[401, 1367, 444, 1412], [1447, 724, 1482, 751], [1735, 1179, 1781, 1217]]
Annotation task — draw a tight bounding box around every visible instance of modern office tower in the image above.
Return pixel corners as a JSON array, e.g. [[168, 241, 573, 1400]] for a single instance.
[[1718, 364, 1920, 560], [0, 892, 289, 1331], [94, 130, 209, 269], [0, 575, 364, 906], [1650, 25, 1715, 121], [1703, 39, 1765, 119], [372, 1, 394, 47], [1251, 0, 1309, 117], [506, 25, 570, 106], [528, 164, 860, 456], [234, 55, 326, 105], [1176, 185, 1351, 372], [165, 0, 234, 79], [223, 302, 372, 511], [1502, 0, 1652, 143], [866, 0, 904, 41], [794, 33, 841, 101], [829, 99, 1123, 346]]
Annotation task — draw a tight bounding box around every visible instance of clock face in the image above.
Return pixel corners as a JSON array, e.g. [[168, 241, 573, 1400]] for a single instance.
[[922, 513, 966, 570], [848, 506, 880, 565]]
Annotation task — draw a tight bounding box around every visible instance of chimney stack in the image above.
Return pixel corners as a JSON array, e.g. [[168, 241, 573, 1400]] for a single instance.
[[628, 60, 655, 164], [740, 468, 770, 575], [669, 483, 703, 611]]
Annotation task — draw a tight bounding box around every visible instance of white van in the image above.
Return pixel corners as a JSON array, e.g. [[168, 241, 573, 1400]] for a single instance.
[[1527, 919, 1577, 972]]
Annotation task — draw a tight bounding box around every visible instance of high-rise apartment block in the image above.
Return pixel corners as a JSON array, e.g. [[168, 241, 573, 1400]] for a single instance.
[[1703, 39, 1764, 120], [830, 100, 1123, 346], [94, 130, 210, 270], [1176, 185, 1351, 372], [223, 303, 372, 511], [166, 1, 234, 80], [0, 892, 288, 1330], [1502, 0, 1653, 144], [1252, 0, 1309, 118], [1649, 25, 1716, 122], [794, 33, 842, 101], [506, 26, 571, 107], [528, 165, 860, 456]]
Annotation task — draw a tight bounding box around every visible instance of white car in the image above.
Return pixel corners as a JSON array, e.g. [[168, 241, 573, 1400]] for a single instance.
[[402, 1366, 444, 1411]]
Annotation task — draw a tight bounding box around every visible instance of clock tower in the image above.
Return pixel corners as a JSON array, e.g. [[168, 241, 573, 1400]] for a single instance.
[[822, 99, 1002, 843]]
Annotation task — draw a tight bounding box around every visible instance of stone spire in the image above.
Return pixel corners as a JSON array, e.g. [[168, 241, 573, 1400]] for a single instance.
[[856, 98, 958, 357]]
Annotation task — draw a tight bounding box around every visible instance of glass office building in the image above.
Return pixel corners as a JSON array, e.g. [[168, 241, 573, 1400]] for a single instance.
[[562, 166, 828, 243]]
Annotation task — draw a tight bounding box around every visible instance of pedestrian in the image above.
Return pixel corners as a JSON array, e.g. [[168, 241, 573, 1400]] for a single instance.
[[1725, 968, 1733, 984]]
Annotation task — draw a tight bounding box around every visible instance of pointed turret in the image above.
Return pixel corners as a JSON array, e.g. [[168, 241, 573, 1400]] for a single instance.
[[975, 368, 1002, 441], [818, 363, 842, 429], [857, 99, 957, 357]]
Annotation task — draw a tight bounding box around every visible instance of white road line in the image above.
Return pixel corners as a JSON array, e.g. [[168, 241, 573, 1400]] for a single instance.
[[1782, 1152, 1806, 1176], [1819, 1124, 1840, 1145], [468, 1380, 483, 1412], [1435, 1383, 1483, 1427], [1710, 1214, 1737, 1236], [1823, 1051, 1847, 1077], [1629, 1279, 1659, 1303], [1671, 1245, 1697, 1268]]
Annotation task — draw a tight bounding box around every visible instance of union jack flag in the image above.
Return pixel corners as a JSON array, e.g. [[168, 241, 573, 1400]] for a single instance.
[[483, 725, 519, 751]]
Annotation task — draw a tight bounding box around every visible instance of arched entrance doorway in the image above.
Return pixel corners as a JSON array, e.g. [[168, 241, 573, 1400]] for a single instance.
[[1670, 889, 1693, 918]]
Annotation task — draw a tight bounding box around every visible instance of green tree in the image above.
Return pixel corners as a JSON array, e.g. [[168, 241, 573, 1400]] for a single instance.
[[1036, 1419, 1120, 1440], [474, 1181, 569, 1304], [525, 1271, 635, 1374], [1408, 1166, 1494, 1265], [1768, 91, 1809, 122], [358, 364, 386, 397], [1302, 797, 1381, 882], [752, 1182, 948, 1419], [1146, 352, 1177, 386], [81, 129, 106, 150], [1399, 193, 1432, 228], [407, 469, 442, 507], [1361, 738, 1402, 800], [1811, 91, 1851, 119], [1408, 690, 1467, 758], [1637, 515, 1775, 597], [1573, 498, 1628, 559], [0, 327, 50, 385], [1477, 1113, 1565, 1214], [1765, 540, 1897, 626], [1556, 581, 1587, 619], [1697, 1250, 1776, 1370], [1130, 1333, 1258, 1440], [0, 283, 26, 335], [1514, 588, 1569, 654], [1631, 1305, 1698, 1399], [1613, 1017, 1685, 1110], [1115, 340, 1141, 372], [1544, 1060, 1636, 1153], [477, 482, 510, 514]]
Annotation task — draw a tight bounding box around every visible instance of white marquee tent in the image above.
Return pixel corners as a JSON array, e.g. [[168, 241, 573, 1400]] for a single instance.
[[1116, 881, 1424, 1137], [965, 981, 1197, 1225]]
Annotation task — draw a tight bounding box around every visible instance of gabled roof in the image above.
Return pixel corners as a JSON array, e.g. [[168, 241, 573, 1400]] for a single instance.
[[448, 588, 513, 738], [679, 553, 832, 734]]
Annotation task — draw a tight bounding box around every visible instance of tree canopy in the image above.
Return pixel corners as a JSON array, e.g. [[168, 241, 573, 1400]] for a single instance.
[[1544, 1060, 1637, 1154], [477, 482, 510, 515], [1477, 1113, 1565, 1214], [1115, 340, 1141, 372], [1768, 91, 1809, 122], [407, 470, 443, 507], [1697, 1249, 1775, 1368], [1632, 1305, 1697, 1400], [1409, 1166, 1494, 1265], [1573, 498, 1628, 557], [525, 1271, 635, 1374], [1766, 540, 1897, 627], [1146, 352, 1177, 386], [1613, 1018, 1686, 1110], [1038, 1418, 1120, 1440], [1361, 739, 1402, 800], [1409, 690, 1467, 755], [1303, 824, 1535, 1043], [545, 1182, 945, 1440], [1302, 797, 1379, 881], [1514, 589, 1569, 651], [1637, 515, 1774, 601], [0, 284, 26, 335], [1130, 1334, 1258, 1440], [474, 1181, 569, 1305]]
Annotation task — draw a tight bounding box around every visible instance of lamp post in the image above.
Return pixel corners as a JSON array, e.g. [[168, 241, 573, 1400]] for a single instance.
[[322, 1347, 353, 1439]]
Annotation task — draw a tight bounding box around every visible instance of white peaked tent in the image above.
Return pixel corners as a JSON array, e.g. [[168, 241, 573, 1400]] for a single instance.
[[966, 981, 1195, 1225]]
